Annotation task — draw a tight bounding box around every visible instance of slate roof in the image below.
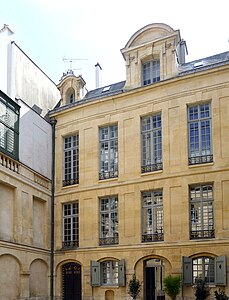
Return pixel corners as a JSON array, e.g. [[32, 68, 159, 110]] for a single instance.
[[84, 81, 126, 100], [50, 51, 229, 114], [178, 51, 229, 75]]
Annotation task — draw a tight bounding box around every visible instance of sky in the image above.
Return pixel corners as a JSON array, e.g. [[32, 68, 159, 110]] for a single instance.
[[0, 0, 228, 91]]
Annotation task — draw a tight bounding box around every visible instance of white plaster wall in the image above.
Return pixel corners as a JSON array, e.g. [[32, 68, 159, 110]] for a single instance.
[[19, 100, 52, 179], [0, 26, 13, 94], [12, 43, 60, 116]]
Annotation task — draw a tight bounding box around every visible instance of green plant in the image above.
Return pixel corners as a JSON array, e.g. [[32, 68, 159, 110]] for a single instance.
[[194, 279, 210, 300], [128, 274, 141, 300], [163, 275, 181, 300], [214, 290, 229, 300]]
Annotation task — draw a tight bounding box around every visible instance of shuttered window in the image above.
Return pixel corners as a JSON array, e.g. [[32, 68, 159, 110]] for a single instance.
[[91, 260, 125, 287], [182, 256, 226, 286]]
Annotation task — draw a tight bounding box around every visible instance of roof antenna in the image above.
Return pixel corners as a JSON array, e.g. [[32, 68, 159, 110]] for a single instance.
[[63, 57, 88, 74]]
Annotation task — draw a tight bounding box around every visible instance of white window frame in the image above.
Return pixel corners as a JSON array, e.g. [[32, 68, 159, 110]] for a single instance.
[[141, 113, 162, 173], [189, 184, 214, 239], [62, 202, 79, 248], [99, 196, 118, 245], [188, 102, 213, 165], [99, 124, 118, 180], [63, 134, 79, 186], [142, 190, 164, 242], [142, 59, 160, 86]]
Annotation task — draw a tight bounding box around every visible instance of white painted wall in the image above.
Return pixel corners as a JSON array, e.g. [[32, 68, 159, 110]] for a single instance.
[[19, 99, 52, 179], [0, 25, 60, 117]]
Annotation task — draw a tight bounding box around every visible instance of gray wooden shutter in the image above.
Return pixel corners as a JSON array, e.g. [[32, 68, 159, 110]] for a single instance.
[[91, 261, 100, 286], [215, 256, 226, 286], [182, 256, 192, 285], [118, 259, 125, 286]]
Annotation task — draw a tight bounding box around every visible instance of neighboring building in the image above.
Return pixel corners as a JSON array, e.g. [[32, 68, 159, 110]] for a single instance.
[[49, 23, 229, 300], [0, 24, 60, 117], [0, 25, 59, 299]]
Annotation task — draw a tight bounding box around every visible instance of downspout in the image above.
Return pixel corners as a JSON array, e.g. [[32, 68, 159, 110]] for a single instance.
[[50, 117, 57, 300]]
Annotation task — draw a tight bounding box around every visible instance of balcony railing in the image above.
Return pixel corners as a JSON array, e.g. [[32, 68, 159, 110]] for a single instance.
[[142, 232, 164, 243], [0, 153, 19, 173], [189, 154, 213, 165], [99, 170, 118, 180], [62, 240, 79, 249], [190, 229, 215, 239], [99, 235, 119, 246], [141, 162, 163, 173], [63, 177, 79, 187]]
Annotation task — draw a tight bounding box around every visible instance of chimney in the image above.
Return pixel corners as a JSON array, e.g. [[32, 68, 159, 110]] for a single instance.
[[177, 39, 188, 65], [95, 62, 102, 88]]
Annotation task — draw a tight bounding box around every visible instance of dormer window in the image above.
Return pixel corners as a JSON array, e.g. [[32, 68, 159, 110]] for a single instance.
[[142, 60, 160, 86], [67, 88, 75, 104]]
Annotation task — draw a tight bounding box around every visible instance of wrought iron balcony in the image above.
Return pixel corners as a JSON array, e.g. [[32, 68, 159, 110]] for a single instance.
[[189, 154, 213, 165], [63, 177, 79, 187], [62, 240, 79, 249], [99, 170, 118, 180], [142, 232, 164, 243], [190, 229, 215, 239], [99, 235, 119, 246], [141, 162, 163, 173]]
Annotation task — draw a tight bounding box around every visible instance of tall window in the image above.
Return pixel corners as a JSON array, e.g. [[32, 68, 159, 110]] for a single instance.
[[63, 135, 79, 186], [100, 196, 118, 245], [188, 103, 213, 165], [141, 114, 162, 173], [190, 184, 214, 239], [142, 190, 163, 242], [101, 260, 119, 286], [63, 202, 79, 248], [142, 59, 160, 86], [99, 125, 118, 180], [0, 92, 19, 159]]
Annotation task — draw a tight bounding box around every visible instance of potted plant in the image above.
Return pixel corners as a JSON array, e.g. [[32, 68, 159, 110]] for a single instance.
[[194, 279, 210, 300], [214, 290, 229, 300], [128, 274, 141, 300], [163, 275, 181, 300]]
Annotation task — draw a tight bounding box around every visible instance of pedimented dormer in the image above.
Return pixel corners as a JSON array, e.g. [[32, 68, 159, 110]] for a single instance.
[[57, 70, 86, 106], [121, 23, 187, 90]]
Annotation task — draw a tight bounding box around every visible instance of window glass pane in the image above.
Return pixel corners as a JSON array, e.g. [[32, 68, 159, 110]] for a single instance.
[[63, 135, 79, 186], [99, 125, 118, 179], [188, 103, 212, 163], [141, 114, 162, 171], [142, 191, 163, 241]]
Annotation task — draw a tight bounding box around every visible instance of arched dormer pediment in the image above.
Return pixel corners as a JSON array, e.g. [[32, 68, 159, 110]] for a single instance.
[[121, 23, 185, 90], [57, 71, 86, 106], [124, 23, 177, 49]]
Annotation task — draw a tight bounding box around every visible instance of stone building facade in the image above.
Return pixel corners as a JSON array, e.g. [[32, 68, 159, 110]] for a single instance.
[[49, 23, 229, 300], [0, 25, 59, 300]]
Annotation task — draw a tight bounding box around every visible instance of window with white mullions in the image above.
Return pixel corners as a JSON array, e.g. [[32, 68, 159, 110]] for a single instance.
[[142, 190, 164, 242], [101, 260, 119, 286], [100, 196, 118, 245], [142, 60, 160, 86], [63, 135, 79, 186], [190, 184, 214, 239], [193, 257, 215, 284], [99, 125, 118, 180], [141, 114, 162, 173], [63, 202, 79, 248], [188, 103, 213, 165]]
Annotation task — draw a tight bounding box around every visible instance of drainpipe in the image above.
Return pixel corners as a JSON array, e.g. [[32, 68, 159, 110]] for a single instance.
[[50, 117, 57, 300]]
